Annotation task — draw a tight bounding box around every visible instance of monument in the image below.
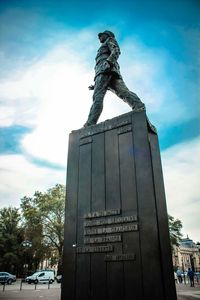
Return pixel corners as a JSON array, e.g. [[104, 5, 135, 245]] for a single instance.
[[84, 30, 145, 127], [61, 31, 177, 300]]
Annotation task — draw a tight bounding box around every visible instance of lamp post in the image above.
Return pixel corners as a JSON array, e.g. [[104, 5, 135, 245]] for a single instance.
[[22, 240, 32, 277]]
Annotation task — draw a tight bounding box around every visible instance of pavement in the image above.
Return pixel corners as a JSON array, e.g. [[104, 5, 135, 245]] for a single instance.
[[0, 280, 61, 299], [0, 289, 60, 299], [176, 283, 200, 300], [0, 280, 200, 299]]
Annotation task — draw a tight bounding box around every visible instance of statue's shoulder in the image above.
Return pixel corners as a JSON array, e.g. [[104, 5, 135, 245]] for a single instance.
[[106, 37, 116, 43], [106, 37, 120, 50]]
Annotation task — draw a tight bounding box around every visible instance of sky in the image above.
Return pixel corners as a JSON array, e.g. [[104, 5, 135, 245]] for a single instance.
[[0, 0, 199, 242]]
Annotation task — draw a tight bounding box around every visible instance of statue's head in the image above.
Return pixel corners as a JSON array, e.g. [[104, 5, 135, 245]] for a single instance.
[[98, 30, 115, 39]]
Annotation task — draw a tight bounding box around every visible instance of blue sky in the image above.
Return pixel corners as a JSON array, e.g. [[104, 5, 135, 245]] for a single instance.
[[0, 0, 199, 241]]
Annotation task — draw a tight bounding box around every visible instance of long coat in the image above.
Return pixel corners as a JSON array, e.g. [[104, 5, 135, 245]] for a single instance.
[[94, 37, 122, 80]]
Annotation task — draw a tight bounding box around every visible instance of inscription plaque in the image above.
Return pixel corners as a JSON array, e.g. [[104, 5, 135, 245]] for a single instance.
[[84, 224, 138, 235], [76, 245, 113, 253], [84, 215, 137, 227], [84, 209, 120, 219], [84, 235, 122, 244], [79, 116, 132, 138], [104, 253, 136, 261]]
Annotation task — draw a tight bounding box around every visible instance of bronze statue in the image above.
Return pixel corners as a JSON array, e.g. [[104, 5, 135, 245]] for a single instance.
[[84, 30, 145, 127]]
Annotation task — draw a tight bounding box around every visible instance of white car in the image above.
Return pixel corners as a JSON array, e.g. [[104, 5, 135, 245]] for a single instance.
[[26, 271, 54, 284]]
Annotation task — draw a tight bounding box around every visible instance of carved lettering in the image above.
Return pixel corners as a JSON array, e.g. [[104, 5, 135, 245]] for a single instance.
[[84, 209, 120, 219], [84, 235, 121, 244], [84, 215, 137, 227], [76, 245, 113, 253], [84, 224, 138, 235], [104, 253, 136, 261], [80, 116, 131, 138]]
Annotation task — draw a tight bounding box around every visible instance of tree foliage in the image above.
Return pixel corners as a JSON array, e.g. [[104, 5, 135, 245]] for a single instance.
[[20, 195, 45, 272], [0, 207, 24, 274], [168, 214, 183, 249], [20, 184, 65, 274]]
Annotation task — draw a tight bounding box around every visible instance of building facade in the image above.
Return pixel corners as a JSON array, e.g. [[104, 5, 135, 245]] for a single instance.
[[172, 236, 200, 272]]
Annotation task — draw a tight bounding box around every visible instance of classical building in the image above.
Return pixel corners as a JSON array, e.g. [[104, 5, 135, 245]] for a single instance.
[[172, 236, 200, 272]]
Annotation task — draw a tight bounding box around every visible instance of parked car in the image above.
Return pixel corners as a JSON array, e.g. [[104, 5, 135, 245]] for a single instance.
[[56, 274, 62, 283], [0, 272, 16, 285], [26, 271, 54, 284]]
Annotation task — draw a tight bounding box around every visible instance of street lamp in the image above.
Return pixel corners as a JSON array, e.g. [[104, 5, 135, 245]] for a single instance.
[[22, 240, 32, 276]]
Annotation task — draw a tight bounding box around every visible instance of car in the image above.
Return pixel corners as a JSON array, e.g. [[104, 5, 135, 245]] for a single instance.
[[56, 274, 62, 283], [0, 272, 16, 285], [26, 271, 54, 284]]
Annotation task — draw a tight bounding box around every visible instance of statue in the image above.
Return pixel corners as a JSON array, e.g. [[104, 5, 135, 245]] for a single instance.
[[84, 30, 145, 127]]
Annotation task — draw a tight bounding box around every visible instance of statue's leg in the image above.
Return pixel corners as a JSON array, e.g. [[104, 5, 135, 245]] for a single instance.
[[84, 74, 111, 126], [109, 78, 145, 110]]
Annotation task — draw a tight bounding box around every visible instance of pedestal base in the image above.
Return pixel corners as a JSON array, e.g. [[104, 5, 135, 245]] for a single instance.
[[62, 111, 177, 300]]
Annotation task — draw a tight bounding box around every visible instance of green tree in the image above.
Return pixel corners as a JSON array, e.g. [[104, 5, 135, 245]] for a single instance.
[[168, 214, 183, 249], [21, 184, 65, 274], [0, 207, 24, 275], [20, 196, 46, 273]]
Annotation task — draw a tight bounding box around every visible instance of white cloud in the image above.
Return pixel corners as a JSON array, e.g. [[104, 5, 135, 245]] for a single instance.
[[19, 44, 95, 165], [119, 38, 198, 129], [162, 137, 200, 242], [0, 35, 95, 164], [0, 154, 65, 208], [1, 30, 196, 166], [1, 29, 199, 244], [0, 106, 15, 127]]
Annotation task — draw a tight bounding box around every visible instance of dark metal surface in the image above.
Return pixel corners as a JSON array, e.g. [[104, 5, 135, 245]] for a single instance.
[[149, 132, 177, 300], [62, 110, 177, 300], [84, 32, 145, 127]]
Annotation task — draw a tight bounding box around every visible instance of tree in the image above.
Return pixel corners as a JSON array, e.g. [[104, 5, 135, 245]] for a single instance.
[[20, 196, 46, 273], [35, 184, 65, 274], [0, 207, 24, 275], [168, 214, 183, 249], [21, 184, 65, 274]]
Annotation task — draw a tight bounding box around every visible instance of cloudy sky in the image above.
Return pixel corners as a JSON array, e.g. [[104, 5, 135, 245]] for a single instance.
[[0, 0, 199, 242]]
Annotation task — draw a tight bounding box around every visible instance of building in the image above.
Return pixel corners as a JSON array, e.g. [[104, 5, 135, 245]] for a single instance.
[[173, 236, 200, 272]]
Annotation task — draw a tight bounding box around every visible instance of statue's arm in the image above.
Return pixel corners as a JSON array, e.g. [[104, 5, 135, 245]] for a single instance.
[[106, 38, 121, 66], [88, 85, 94, 90]]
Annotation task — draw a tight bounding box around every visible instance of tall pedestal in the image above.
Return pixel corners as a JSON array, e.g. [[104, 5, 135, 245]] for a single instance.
[[61, 111, 177, 300]]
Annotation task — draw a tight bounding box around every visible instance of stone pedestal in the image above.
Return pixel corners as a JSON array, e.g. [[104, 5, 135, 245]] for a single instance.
[[61, 110, 177, 300]]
